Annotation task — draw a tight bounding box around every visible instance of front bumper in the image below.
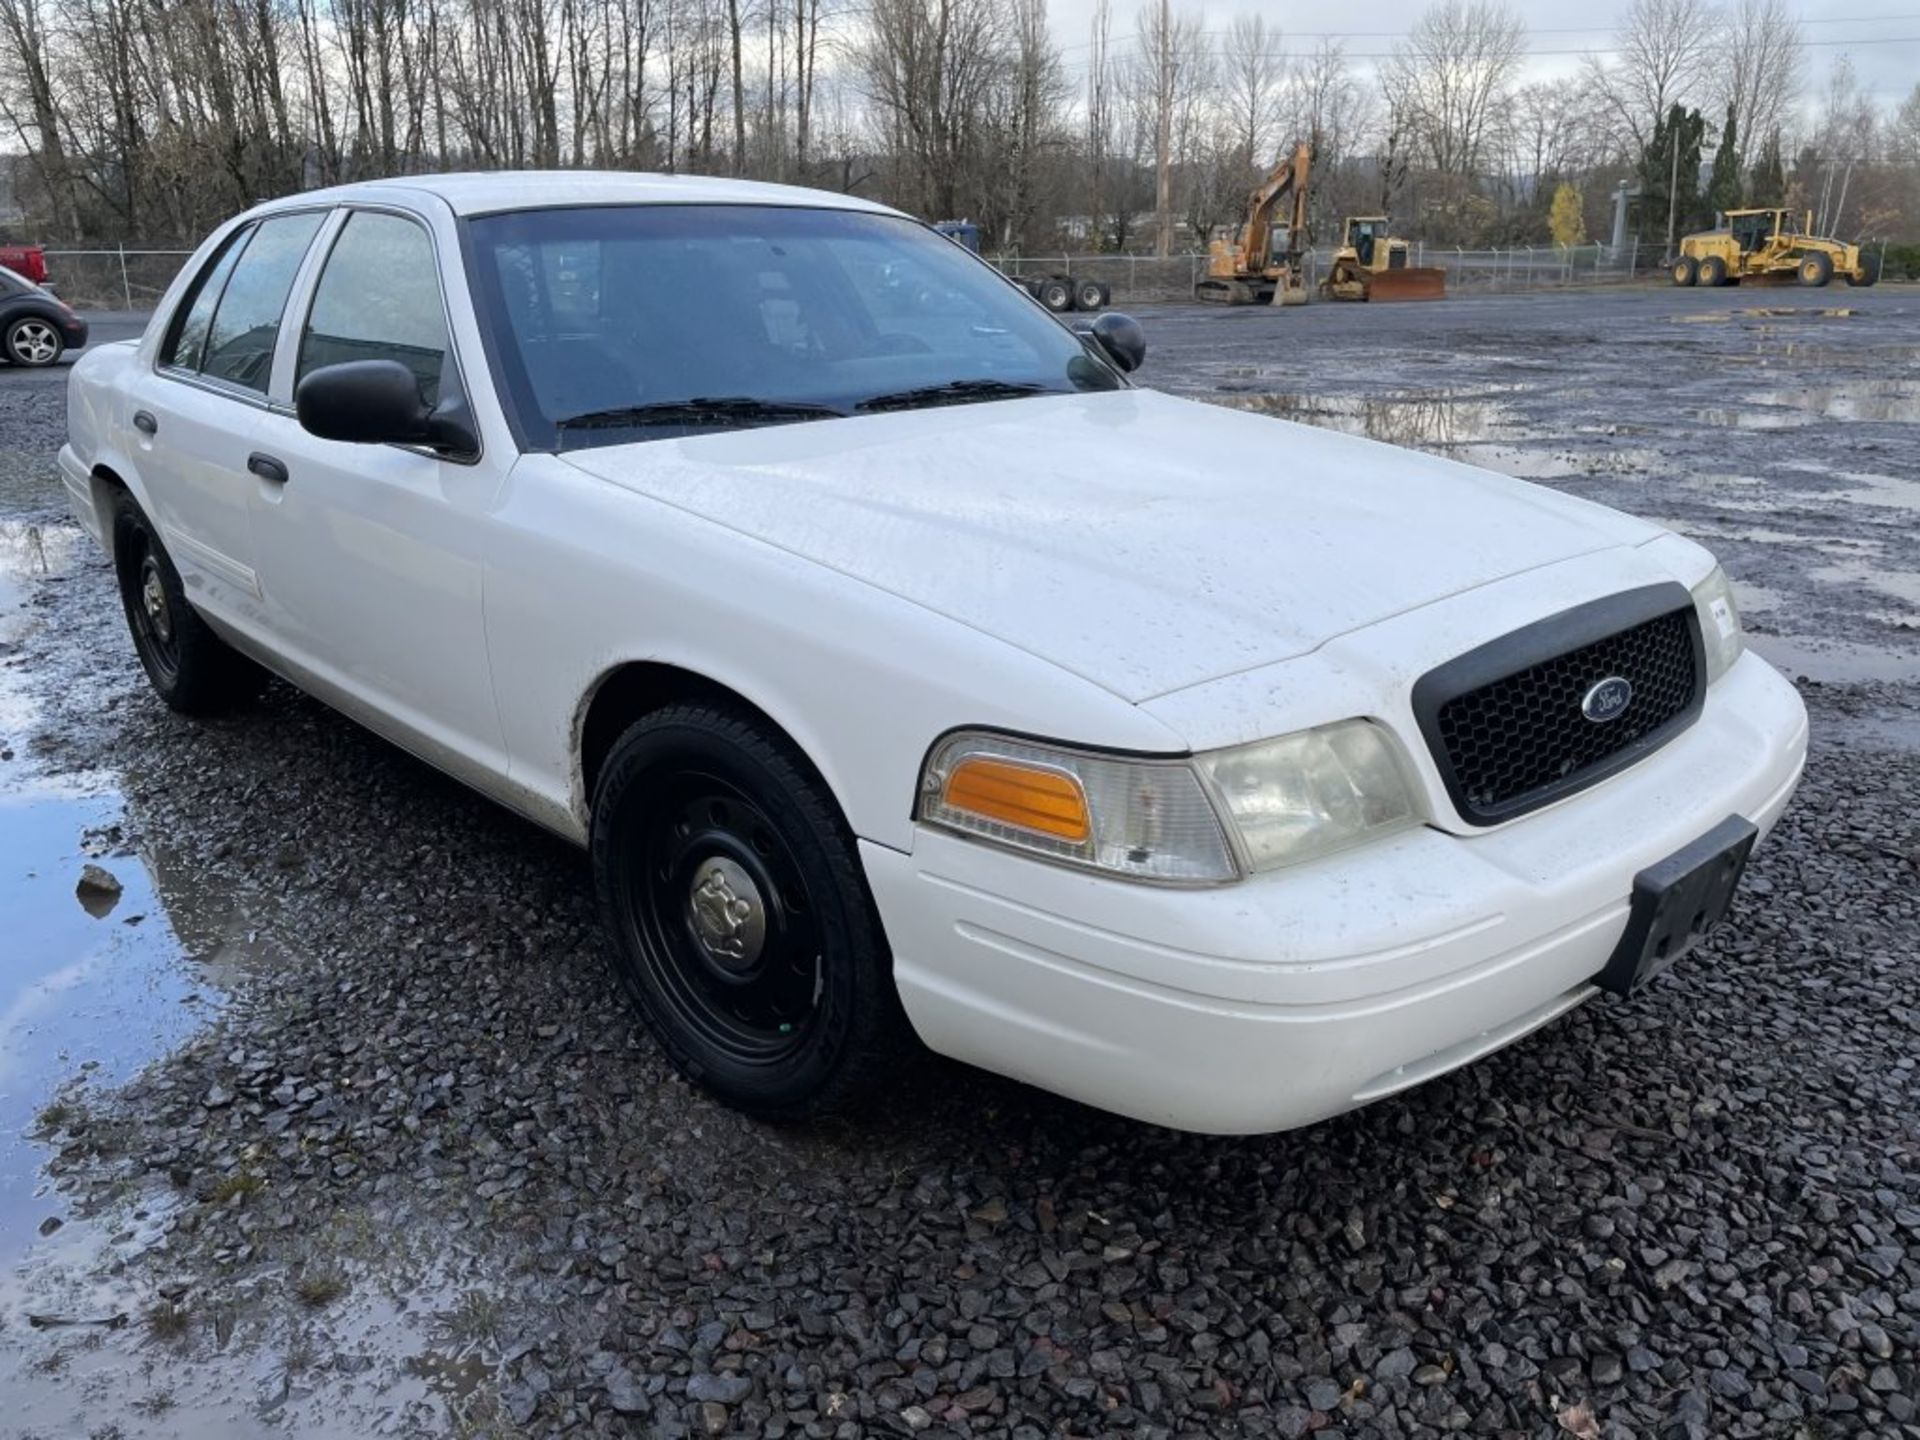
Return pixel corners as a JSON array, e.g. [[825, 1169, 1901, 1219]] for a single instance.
[[865, 650, 1808, 1134]]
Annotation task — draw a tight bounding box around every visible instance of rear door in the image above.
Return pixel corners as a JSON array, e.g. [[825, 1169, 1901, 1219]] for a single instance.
[[129, 211, 327, 626]]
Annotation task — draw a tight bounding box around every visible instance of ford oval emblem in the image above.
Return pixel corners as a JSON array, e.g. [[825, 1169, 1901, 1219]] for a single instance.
[[1581, 676, 1634, 723]]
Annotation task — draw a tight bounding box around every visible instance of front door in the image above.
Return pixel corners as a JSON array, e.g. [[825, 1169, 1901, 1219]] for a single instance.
[[247, 207, 510, 778]]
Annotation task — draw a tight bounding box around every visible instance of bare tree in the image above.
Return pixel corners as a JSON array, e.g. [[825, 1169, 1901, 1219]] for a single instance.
[[1714, 0, 1800, 179], [1218, 12, 1279, 172], [1586, 0, 1714, 154], [1385, 0, 1525, 221]]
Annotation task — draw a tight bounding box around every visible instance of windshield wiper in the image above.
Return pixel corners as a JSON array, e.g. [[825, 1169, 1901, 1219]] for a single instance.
[[554, 397, 845, 434], [854, 379, 1051, 413]]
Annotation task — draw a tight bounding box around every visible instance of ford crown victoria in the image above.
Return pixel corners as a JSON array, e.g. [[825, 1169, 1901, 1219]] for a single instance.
[[60, 173, 1808, 1133]]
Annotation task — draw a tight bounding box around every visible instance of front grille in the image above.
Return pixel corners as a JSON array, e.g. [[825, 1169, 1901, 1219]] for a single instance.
[[1412, 586, 1705, 825]]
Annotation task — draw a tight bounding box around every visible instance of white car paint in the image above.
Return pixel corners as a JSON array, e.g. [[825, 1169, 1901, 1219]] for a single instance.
[[60, 172, 1808, 1133]]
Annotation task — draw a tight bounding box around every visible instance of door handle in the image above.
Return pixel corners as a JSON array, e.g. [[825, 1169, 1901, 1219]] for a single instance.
[[247, 452, 289, 485], [132, 410, 157, 436]]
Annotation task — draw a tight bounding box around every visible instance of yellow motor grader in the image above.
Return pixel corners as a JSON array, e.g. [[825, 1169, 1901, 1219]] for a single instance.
[[1671, 209, 1880, 288], [1322, 216, 1448, 301]]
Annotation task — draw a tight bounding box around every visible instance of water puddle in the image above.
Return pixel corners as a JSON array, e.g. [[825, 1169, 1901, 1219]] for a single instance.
[[1205, 391, 1658, 480], [1211, 389, 1518, 446], [1744, 379, 1920, 425], [1747, 633, 1920, 685]]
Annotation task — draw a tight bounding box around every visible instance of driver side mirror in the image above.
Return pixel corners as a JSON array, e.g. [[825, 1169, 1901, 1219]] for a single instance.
[[295, 359, 479, 458], [1088, 312, 1146, 374]]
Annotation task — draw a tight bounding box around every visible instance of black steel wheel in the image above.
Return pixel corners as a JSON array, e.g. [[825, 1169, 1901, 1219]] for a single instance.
[[111, 491, 263, 713], [590, 703, 909, 1119]]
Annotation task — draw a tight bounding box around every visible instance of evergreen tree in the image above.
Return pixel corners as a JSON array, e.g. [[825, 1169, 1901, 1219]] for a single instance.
[[1707, 105, 1743, 218], [1639, 103, 1708, 250], [1748, 131, 1787, 208]]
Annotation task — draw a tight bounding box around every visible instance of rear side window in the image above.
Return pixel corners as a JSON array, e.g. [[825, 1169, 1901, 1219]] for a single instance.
[[199, 211, 325, 392], [299, 211, 449, 406], [163, 227, 251, 372]]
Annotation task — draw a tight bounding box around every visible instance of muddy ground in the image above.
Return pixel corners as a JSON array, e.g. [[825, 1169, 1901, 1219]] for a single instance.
[[0, 286, 1915, 1440]]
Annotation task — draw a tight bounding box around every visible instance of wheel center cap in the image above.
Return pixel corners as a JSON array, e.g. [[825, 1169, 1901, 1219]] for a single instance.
[[688, 857, 767, 970], [141, 567, 172, 642]]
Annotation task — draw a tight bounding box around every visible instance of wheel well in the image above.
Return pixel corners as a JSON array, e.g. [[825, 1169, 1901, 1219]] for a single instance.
[[576, 662, 802, 814], [89, 464, 131, 547]]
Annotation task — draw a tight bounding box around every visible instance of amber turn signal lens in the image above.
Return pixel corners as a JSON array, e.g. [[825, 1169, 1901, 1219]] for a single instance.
[[941, 757, 1092, 844]]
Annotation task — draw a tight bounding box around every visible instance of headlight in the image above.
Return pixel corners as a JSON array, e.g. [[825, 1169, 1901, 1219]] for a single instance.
[[1691, 565, 1744, 684], [918, 732, 1238, 883], [1195, 720, 1421, 871], [918, 720, 1423, 884]]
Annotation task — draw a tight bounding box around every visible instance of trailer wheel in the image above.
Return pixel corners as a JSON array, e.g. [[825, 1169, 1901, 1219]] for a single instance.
[[1797, 252, 1833, 287], [1035, 278, 1073, 313], [1671, 256, 1698, 287], [1845, 252, 1880, 288], [1699, 256, 1727, 287], [1073, 279, 1105, 312]]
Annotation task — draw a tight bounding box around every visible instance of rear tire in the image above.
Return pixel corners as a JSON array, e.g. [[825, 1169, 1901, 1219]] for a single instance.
[[4, 316, 64, 367], [1035, 278, 1073, 313], [1671, 256, 1698, 287], [1073, 279, 1105, 312], [1698, 255, 1727, 287], [110, 492, 264, 714], [1798, 252, 1833, 287], [1845, 252, 1880, 288], [589, 703, 910, 1121]]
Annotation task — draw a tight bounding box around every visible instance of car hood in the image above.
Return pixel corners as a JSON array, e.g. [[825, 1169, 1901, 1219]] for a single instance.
[[559, 388, 1662, 703]]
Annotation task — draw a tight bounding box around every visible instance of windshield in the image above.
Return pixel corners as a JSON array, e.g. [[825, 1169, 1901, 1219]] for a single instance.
[[465, 204, 1122, 451]]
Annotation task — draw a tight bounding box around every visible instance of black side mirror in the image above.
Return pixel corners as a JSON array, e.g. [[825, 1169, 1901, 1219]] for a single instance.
[[295, 359, 478, 457], [1089, 312, 1146, 374]]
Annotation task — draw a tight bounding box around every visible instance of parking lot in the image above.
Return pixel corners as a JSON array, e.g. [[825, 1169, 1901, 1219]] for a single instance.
[[0, 286, 1914, 1438]]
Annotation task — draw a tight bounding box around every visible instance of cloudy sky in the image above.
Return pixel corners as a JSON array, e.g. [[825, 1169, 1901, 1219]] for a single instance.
[[1039, 0, 1920, 112]]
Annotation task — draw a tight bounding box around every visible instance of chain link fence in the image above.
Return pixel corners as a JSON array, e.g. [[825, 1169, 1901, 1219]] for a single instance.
[[41, 248, 193, 310], [996, 239, 1649, 306], [36, 238, 1650, 313]]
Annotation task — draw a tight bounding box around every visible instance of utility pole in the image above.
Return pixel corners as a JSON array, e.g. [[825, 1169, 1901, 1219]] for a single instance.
[[1665, 126, 1680, 263], [1154, 0, 1172, 258]]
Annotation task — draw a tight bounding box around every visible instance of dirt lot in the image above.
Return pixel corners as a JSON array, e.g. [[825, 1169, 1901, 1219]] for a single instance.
[[0, 286, 1915, 1440]]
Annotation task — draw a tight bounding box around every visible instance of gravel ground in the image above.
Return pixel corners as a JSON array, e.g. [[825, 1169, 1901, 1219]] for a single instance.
[[0, 287, 1916, 1440]]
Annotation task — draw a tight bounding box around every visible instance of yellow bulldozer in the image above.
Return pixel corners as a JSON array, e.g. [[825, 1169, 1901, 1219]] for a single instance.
[[1197, 141, 1312, 306], [1322, 217, 1448, 301], [1672, 208, 1880, 288]]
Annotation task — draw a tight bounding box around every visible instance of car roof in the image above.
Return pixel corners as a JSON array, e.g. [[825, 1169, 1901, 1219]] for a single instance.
[[253, 170, 903, 220]]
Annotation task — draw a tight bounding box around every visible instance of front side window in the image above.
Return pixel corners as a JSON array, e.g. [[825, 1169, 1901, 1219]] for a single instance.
[[199, 211, 326, 392], [465, 204, 1122, 451], [299, 210, 450, 406], [163, 226, 251, 372]]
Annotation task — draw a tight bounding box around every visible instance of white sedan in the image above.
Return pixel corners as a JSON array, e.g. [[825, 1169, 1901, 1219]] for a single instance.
[[60, 173, 1808, 1133]]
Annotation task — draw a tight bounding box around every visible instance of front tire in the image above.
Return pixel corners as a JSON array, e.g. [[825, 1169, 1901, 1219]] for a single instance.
[[589, 704, 909, 1120], [111, 492, 263, 713], [1846, 253, 1880, 287], [5, 316, 64, 367]]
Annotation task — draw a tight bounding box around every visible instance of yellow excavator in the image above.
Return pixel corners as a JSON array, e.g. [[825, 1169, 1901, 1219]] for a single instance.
[[1323, 216, 1448, 301], [1198, 141, 1312, 306]]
